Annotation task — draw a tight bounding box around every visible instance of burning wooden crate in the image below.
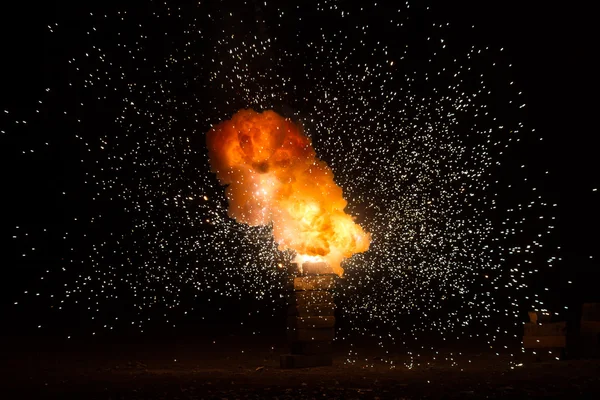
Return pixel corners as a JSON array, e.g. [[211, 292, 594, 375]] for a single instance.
[[522, 311, 566, 361], [579, 303, 600, 357], [280, 262, 336, 368]]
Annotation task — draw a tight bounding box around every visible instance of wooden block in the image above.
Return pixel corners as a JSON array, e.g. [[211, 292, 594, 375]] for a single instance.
[[582, 303, 600, 321], [290, 291, 334, 305], [287, 327, 335, 342], [301, 262, 334, 275], [581, 321, 600, 334], [528, 311, 551, 323], [524, 322, 566, 336], [288, 316, 336, 329], [288, 303, 335, 316], [580, 320, 600, 357], [528, 311, 538, 324], [579, 334, 600, 357], [580, 320, 600, 359], [290, 341, 332, 355], [280, 353, 332, 368], [292, 275, 336, 291], [523, 335, 566, 349]]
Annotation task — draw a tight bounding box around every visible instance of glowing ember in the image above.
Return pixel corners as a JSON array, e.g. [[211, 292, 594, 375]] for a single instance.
[[206, 109, 370, 276]]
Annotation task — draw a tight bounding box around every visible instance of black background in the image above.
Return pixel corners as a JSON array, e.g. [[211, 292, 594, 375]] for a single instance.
[[0, 1, 597, 339]]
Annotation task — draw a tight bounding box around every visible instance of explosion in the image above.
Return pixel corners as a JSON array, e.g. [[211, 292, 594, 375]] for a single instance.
[[206, 109, 370, 276]]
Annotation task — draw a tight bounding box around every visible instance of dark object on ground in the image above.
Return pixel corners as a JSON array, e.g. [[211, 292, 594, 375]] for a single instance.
[[281, 263, 336, 368], [522, 311, 567, 361]]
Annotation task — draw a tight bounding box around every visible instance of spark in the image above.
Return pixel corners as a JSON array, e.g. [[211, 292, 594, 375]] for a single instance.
[[5, 0, 560, 367]]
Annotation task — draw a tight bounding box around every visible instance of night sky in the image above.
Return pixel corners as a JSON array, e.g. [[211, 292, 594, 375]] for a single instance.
[[1, 0, 598, 358]]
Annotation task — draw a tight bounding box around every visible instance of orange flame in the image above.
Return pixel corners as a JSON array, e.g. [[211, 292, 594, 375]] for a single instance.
[[206, 109, 370, 276]]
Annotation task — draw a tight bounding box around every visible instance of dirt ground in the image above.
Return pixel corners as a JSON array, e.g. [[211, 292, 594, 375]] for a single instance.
[[2, 334, 600, 399]]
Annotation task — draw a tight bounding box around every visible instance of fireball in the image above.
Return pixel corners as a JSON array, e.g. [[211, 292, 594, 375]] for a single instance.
[[207, 109, 370, 276]]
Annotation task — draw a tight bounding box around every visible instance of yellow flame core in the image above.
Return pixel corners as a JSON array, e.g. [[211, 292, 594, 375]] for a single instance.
[[206, 109, 370, 276]]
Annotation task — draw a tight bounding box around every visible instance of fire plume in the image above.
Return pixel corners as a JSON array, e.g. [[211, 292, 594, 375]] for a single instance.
[[206, 109, 370, 276]]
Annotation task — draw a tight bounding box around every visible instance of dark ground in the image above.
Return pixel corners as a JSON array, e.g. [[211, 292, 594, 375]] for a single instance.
[[2, 334, 600, 399]]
